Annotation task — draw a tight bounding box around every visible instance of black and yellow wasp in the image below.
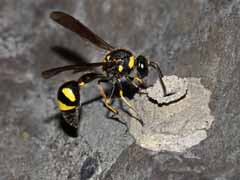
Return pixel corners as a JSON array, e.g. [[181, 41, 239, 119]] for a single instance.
[[42, 11, 168, 128]]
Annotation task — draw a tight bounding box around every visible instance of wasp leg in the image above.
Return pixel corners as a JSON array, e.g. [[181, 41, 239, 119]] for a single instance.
[[107, 110, 129, 130], [116, 80, 136, 111], [127, 75, 148, 90], [126, 76, 139, 89], [133, 76, 144, 84], [149, 61, 168, 97], [98, 80, 118, 114], [104, 84, 129, 129], [117, 80, 144, 126], [109, 81, 116, 100], [119, 89, 135, 111], [78, 72, 119, 113]]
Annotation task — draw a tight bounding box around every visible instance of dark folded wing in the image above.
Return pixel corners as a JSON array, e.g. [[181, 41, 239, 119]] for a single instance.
[[50, 11, 115, 51], [42, 62, 105, 79]]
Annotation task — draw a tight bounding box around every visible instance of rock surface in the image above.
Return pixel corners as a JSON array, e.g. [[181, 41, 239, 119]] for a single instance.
[[0, 0, 240, 179]]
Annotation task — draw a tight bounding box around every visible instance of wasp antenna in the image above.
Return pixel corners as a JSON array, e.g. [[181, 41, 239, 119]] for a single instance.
[[50, 11, 65, 21], [149, 61, 163, 78], [149, 61, 167, 96]]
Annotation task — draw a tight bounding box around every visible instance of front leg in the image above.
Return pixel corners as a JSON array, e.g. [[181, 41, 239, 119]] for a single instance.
[[98, 79, 119, 114], [126, 75, 148, 95], [116, 80, 144, 126]]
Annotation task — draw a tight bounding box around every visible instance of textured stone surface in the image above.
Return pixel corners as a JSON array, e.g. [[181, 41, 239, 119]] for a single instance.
[[0, 0, 240, 179], [103, 144, 207, 180]]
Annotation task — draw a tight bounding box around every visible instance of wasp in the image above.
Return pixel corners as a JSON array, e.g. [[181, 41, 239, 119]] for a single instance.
[[42, 11, 168, 128]]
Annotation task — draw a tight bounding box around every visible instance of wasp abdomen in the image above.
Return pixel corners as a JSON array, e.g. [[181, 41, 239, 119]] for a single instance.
[[57, 81, 81, 128]]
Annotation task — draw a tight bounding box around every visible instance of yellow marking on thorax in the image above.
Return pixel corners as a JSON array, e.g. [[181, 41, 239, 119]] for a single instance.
[[118, 65, 124, 72], [128, 56, 135, 69], [103, 54, 111, 62], [62, 88, 76, 102], [58, 100, 76, 111], [104, 55, 111, 62]]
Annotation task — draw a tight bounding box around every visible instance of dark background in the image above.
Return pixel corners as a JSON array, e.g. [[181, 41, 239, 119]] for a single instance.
[[0, 0, 240, 179]]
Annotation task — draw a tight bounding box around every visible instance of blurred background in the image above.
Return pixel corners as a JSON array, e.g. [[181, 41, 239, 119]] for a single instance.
[[1, 0, 240, 179]]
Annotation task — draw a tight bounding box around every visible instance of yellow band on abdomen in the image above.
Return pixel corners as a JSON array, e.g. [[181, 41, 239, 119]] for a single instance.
[[58, 100, 76, 111]]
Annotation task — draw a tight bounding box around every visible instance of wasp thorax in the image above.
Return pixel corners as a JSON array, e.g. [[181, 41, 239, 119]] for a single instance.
[[103, 49, 135, 75], [136, 55, 149, 78]]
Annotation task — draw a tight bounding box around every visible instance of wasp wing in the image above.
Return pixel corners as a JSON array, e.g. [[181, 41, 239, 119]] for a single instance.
[[42, 62, 105, 79], [50, 11, 115, 51]]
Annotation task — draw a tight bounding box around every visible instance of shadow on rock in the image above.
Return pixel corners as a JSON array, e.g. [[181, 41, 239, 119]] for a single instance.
[[51, 45, 89, 65]]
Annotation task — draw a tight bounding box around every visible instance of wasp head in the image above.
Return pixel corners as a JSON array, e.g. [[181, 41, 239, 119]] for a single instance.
[[136, 55, 149, 79]]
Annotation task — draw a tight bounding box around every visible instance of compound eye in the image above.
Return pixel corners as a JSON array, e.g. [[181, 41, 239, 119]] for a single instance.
[[136, 55, 148, 78]]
